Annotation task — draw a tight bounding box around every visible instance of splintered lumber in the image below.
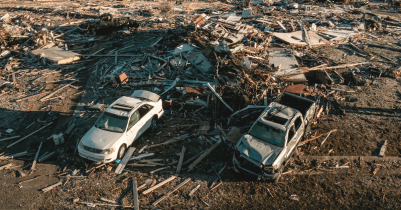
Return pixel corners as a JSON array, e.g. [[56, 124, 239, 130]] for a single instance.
[[100, 198, 116, 204], [320, 130, 334, 146], [31, 142, 43, 170], [176, 146, 186, 174], [115, 147, 136, 174], [207, 83, 233, 112], [147, 134, 189, 149], [367, 44, 401, 52], [16, 91, 50, 102], [0, 163, 12, 171], [188, 184, 201, 197], [42, 181, 63, 192], [303, 28, 312, 48], [298, 129, 337, 146], [142, 176, 177, 195], [0, 136, 20, 142], [188, 140, 222, 172], [40, 81, 76, 102], [183, 150, 206, 166], [132, 177, 139, 210], [85, 163, 106, 173], [7, 122, 53, 148], [379, 140, 388, 157], [150, 166, 169, 174], [210, 181, 223, 191], [152, 178, 191, 206], [18, 176, 40, 185], [79, 202, 132, 208]]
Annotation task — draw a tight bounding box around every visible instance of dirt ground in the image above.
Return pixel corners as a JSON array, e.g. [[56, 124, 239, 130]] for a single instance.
[[0, 1, 401, 210]]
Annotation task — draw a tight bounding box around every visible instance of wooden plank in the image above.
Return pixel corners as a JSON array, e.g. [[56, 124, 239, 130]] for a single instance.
[[31, 47, 81, 65], [31, 142, 43, 170], [379, 140, 388, 157], [152, 178, 191, 206], [142, 176, 176, 195], [188, 184, 201, 197], [132, 177, 139, 210], [0, 136, 20, 142], [207, 83, 233, 112], [16, 91, 50, 102], [39, 81, 76, 102], [188, 140, 222, 172], [79, 202, 132, 208], [115, 147, 136, 174], [298, 129, 337, 146], [7, 122, 53, 148], [368, 44, 401, 52], [100, 198, 116, 204], [42, 181, 62, 192], [0, 163, 12, 171], [147, 134, 189, 149], [176, 146, 186, 174]]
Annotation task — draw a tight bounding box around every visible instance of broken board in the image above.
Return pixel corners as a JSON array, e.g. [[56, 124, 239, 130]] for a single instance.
[[31, 47, 81, 65], [184, 51, 215, 74], [273, 31, 327, 46], [115, 147, 136, 174], [269, 49, 307, 83]]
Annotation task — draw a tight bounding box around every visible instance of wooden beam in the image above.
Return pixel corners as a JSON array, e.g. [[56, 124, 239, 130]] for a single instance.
[[42, 182, 62, 192], [152, 178, 191, 206], [31, 142, 43, 170], [188, 140, 222, 172], [207, 83, 233, 112], [176, 146, 186, 174], [39, 81, 76, 102], [0, 136, 20, 142], [298, 129, 337, 146], [368, 44, 401, 52], [115, 147, 136, 174], [132, 177, 139, 210], [142, 176, 176, 195], [16, 92, 50, 102], [0, 163, 12, 170], [7, 122, 53, 148], [188, 184, 201, 197], [79, 202, 132, 208], [147, 134, 189, 149]]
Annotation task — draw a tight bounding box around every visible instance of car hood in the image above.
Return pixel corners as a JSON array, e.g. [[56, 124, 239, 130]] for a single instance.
[[81, 127, 123, 150], [237, 134, 283, 165]]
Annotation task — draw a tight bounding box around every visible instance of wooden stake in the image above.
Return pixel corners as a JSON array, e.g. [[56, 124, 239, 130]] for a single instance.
[[152, 178, 191, 206], [31, 142, 43, 170], [142, 176, 176, 195], [188, 184, 200, 197], [176, 146, 186, 174], [132, 177, 139, 210], [7, 122, 53, 148], [188, 140, 221, 172]]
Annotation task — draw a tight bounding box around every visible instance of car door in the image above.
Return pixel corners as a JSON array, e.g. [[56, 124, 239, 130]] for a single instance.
[[126, 110, 141, 146], [137, 104, 154, 137], [286, 116, 304, 158]]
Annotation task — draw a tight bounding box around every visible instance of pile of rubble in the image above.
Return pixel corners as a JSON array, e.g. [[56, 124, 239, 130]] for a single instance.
[[0, 0, 401, 209]]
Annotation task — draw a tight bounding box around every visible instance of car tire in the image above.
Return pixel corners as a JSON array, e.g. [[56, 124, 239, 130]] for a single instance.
[[117, 144, 127, 160], [150, 116, 158, 130]]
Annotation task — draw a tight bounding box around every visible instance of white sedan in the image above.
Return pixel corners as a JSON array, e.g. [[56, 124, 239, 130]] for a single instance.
[[78, 90, 164, 163]]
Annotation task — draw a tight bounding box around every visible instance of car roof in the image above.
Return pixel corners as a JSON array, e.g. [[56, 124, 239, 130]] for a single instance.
[[258, 102, 299, 131], [104, 96, 144, 117]]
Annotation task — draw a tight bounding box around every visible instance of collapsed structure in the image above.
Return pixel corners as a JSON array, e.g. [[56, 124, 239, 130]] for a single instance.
[[0, 0, 400, 209]]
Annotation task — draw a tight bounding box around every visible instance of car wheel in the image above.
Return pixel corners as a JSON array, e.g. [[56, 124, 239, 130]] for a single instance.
[[117, 144, 127, 160], [150, 116, 158, 130]]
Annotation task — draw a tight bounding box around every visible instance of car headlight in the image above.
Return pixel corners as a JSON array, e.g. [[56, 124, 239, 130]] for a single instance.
[[101, 148, 116, 154], [263, 166, 275, 174]]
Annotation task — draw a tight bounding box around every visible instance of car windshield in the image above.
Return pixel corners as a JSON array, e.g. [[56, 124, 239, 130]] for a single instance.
[[249, 121, 286, 147], [95, 112, 128, 133]]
